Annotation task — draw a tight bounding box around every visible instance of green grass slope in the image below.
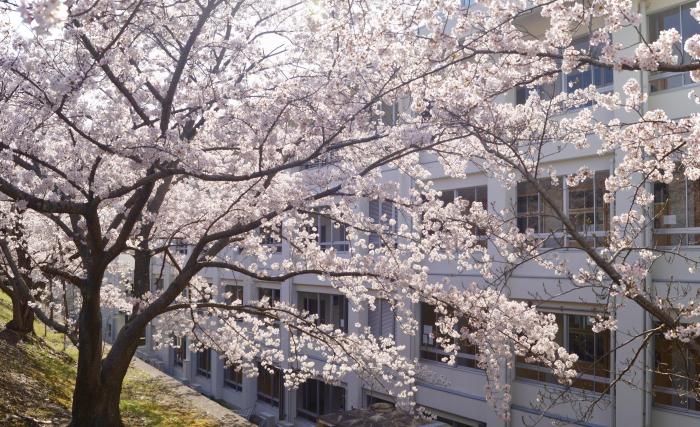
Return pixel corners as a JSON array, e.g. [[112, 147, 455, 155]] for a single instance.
[[0, 293, 218, 426]]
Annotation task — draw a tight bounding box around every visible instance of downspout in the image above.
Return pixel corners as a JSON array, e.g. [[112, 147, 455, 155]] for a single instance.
[[639, 0, 653, 425]]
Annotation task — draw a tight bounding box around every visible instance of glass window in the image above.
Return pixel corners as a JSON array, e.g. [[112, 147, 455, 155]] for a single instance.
[[197, 348, 211, 378], [419, 302, 479, 369], [648, 3, 700, 92], [517, 173, 609, 248], [368, 200, 399, 247], [259, 288, 280, 304], [224, 284, 244, 305], [433, 186, 488, 245], [297, 379, 346, 421], [517, 178, 564, 246], [224, 363, 243, 391], [653, 333, 700, 411], [316, 209, 349, 252], [257, 363, 282, 406], [653, 165, 700, 245], [258, 225, 282, 253], [368, 299, 396, 338], [516, 313, 610, 393], [173, 336, 186, 366], [515, 36, 612, 105], [298, 292, 347, 332], [568, 170, 610, 247]]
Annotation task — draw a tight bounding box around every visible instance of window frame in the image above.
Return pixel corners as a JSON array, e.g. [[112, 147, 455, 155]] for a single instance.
[[296, 378, 346, 421], [298, 291, 348, 333], [196, 348, 212, 378], [368, 298, 396, 338], [224, 363, 243, 391], [653, 166, 700, 246], [515, 36, 614, 106], [516, 171, 610, 248], [173, 336, 186, 367], [257, 363, 283, 407], [313, 208, 350, 252], [515, 311, 611, 394], [653, 329, 700, 412], [368, 199, 400, 248], [419, 302, 480, 370], [647, 2, 700, 93], [224, 284, 244, 305]]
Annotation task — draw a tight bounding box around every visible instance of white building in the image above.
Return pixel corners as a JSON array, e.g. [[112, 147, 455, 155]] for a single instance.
[[106, 0, 700, 425]]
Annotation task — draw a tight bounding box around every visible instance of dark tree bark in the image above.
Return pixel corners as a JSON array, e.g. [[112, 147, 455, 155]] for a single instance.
[[69, 286, 147, 426], [5, 289, 34, 336]]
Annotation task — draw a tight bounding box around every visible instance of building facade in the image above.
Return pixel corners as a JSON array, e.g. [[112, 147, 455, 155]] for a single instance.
[[104, 0, 700, 425]]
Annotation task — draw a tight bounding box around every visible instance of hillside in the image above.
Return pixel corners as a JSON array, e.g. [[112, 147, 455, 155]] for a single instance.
[[0, 293, 220, 426]]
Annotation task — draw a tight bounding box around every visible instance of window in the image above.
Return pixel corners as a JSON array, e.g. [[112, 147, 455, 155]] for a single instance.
[[648, 2, 700, 92], [442, 185, 488, 244], [302, 142, 345, 169], [435, 414, 485, 427], [152, 277, 164, 291], [516, 313, 610, 393], [419, 302, 479, 369], [567, 170, 610, 247], [257, 363, 282, 407], [653, 333, 700, 411], [173, 336, 186, 366], [224, 284, 244, 305], [259, 288, 280, 304], [368, 200, 399, 247], [365, 394, 393, 407], [516, 178, 564, 246], [515, 37, 613, 105], [258, 225, 282, 253], [653, 166, 700, 245], [316, 211, 349, 252], [374, 99, 399, 127], [517, 172, 609, 247], [297, 379, 346, 421], [196, 348, 211, 378], [368, 299, 395, 338], [224, 363, 243, 391], [298, 292, 348, 332], [172, 238, 189, 255]]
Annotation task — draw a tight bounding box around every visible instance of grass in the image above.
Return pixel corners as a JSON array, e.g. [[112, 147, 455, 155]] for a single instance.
[[0, 292, 219, 426]]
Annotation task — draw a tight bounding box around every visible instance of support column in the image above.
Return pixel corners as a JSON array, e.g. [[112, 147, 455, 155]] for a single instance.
[[280, 278, 294, 422], [345, 306, 364, 410], [241, 277, 258, 411], [612, 5, 648, 426]]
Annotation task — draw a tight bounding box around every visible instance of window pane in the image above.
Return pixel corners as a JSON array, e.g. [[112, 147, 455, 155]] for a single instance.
[[682, 3, 700, 64], [654, 170, 687, 230], [594, 171, 610, 232], [318, 215, 331, 244], [541, 177, 563, 234], [517, 181, 540, 233], [649, 7, 681, 48], [440, 189, 455, 205], [687, 179, 700, 228]]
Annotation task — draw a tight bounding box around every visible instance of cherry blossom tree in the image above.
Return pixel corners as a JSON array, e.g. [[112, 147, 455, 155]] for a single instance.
[[1, 0, 700, 426]]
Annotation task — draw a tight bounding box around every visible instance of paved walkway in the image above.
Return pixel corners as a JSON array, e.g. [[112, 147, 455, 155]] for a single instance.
[[130, 356, 251, 426]]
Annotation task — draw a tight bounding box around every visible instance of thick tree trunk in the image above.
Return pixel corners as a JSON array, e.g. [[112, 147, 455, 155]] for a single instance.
[[70, 286, 122, 426], [5, 290, 34, 337], [132, 249, 151, 298], [70, 284, 146, 426]]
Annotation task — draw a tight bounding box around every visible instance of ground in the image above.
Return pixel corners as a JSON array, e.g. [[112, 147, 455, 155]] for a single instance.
[[0, 293, 234, 426]]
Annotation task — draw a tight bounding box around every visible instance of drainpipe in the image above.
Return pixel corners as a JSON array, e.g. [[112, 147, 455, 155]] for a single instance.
[[639, 0, 653, 425]]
